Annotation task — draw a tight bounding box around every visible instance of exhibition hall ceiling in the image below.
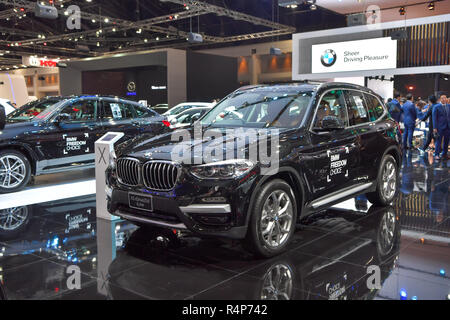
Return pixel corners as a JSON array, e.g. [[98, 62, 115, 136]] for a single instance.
[[317, 0, 450, 21], [0, 0, 448, 70], [0, 0, 344, 69]]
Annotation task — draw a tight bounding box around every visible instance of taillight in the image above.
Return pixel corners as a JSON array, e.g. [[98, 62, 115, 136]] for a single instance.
[[162, 120, 171, 127]]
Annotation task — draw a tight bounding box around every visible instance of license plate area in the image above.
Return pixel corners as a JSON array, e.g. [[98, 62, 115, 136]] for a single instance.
[[128, 192, 153, 212]]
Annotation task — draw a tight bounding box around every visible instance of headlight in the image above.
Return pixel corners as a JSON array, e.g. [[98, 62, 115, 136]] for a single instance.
[[191, 159, 255, 180]]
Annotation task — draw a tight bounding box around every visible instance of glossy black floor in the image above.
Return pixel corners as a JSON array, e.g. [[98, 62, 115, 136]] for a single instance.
[[0, 150, 448, 300]]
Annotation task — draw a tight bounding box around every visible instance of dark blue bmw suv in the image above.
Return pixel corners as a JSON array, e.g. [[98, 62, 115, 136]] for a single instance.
[[106, 83, 402, 257]]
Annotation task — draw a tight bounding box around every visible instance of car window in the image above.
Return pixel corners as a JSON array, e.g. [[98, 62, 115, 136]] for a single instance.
[[7, 99, 61, 122], [59, 100, 98, 123], [314, 90, 348, 128], [103, 101, 133, 120], [169, 105, 193, 115], [201, 91, 312, 129], [364, 93, 385, 121], [345, 90, 370, 126], [134, 104, 157, 118], [177, 109, 205, 124]]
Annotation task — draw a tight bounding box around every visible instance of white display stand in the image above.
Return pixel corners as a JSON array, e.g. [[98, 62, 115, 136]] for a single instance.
[[95, 132, 124, 221], [96, 217, 117, 295]]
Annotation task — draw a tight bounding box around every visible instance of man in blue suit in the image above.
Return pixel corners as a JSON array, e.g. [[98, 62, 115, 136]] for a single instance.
[[433, 94, 449, 160], [418, 96, 436, 154], [401, 93, 418, 150], [388, 93, 402, 123]]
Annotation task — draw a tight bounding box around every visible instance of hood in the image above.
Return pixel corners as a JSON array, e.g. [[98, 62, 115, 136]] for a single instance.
[[116, 126, 296, 164], [0, 121, 42, 141]]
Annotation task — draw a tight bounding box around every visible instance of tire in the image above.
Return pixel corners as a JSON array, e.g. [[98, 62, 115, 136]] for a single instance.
[[366, 155, 398, 206], [0, 206, 31, 240], [244, 179, 297, 258], [0, 150, 31, 194]]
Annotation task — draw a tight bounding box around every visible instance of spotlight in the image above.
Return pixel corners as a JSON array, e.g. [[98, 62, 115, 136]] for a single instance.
[[439, 269, 446, 276], [428, 2, 435, 10], [399, 7, 406, 16], [310, 4, 317, 10]]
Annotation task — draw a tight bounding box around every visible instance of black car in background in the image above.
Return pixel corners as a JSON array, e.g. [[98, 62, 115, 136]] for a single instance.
[[107, 83, 402, 257], [0, 96, 168, 193]]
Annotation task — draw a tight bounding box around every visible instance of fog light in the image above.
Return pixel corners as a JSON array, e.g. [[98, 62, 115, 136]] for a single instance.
[[202, 197, 227, 203]]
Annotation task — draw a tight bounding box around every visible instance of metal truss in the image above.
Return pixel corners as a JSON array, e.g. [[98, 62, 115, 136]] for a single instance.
[[161, 0, 296, 32], [0, 8, 20, 19], [0, 0, 297, 63], [0, 26, 39, 37]]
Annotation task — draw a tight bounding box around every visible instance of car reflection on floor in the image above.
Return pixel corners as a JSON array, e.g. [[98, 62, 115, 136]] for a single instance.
[[0, 150, 448, 300], [108, 205, 400, 300]]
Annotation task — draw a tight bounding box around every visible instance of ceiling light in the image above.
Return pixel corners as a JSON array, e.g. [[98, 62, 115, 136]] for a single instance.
[[427, 2, 435, 10]]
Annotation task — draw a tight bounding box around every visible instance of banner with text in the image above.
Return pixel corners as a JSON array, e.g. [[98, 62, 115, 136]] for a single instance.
[[312, 37, 397, 74]]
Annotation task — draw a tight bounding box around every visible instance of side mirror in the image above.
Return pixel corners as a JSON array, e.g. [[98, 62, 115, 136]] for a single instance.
[[54, 113, 71, 124], [321, 116, 345, 131]]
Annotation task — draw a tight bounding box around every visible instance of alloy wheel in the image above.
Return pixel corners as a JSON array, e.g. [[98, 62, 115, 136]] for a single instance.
[[378, 209, 396, 256], [261, 264, 293, 300], [0, 155, 26, 189], [260, 190, 294, 248], [381, 161, 397, 200], [0, 206, 28, 231]]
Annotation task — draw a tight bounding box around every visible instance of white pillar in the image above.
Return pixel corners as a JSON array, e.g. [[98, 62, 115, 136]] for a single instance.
[[95, 132, 124, 221]]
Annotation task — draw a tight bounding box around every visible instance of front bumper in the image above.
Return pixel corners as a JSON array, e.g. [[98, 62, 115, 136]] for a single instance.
[[107, 188, 248, 239]]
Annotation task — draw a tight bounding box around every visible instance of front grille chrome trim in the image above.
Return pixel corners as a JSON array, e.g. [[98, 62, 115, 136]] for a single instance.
[[115, 210, 187, 230], [116, 157, 141, 187], [142, 160, 181, 191]]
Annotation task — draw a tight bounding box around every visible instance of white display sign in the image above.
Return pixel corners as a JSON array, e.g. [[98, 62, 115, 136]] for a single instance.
[[22, 55, 60, 68], [311, 37, 397, 74]]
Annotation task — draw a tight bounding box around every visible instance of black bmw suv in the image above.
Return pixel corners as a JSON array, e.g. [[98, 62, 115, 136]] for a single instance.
[[0, 96, 167, 193], [106, 83, 402, 257]]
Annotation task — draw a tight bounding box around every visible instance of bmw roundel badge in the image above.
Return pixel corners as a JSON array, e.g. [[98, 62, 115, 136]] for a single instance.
[[321, 49, 337, 67]]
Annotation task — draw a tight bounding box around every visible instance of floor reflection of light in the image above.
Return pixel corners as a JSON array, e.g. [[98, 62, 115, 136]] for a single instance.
[[400, 289, 408, 300]]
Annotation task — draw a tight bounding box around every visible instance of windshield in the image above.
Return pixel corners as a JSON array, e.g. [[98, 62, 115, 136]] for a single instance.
[[7, 99, 64, 122], [201, 90, 313, 128]]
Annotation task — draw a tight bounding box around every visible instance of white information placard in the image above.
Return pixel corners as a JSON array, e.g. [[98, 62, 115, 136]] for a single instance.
[[312, 37, 397, 74]]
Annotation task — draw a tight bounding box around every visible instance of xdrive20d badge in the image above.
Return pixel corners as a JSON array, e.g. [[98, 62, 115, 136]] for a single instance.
[[0, 96, 168, 193], [106, 83, 402, 257]]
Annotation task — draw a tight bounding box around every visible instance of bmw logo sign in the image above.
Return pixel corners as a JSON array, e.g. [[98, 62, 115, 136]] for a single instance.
[[321, 49, 337, 67]]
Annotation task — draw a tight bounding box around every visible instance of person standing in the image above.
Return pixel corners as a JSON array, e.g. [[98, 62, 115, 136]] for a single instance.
[[418, 96, 437, 155], [401, 93, 418, 150], [433, 94, 450, 160], [388, 93, 402, 123]]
